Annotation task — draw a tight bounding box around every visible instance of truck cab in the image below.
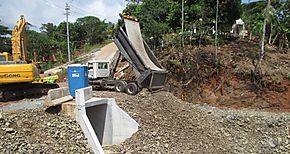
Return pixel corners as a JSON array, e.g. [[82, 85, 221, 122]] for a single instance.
[[87, 60, 111, 79]]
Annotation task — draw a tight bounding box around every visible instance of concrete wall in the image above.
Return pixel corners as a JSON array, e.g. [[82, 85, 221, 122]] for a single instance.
[[75, 87, 139, 153], [44, 87, 73, 108]]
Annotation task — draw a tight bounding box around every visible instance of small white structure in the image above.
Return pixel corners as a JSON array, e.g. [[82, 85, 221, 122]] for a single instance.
[[231, 18, 248, 38], [75, 86, 139, 154]]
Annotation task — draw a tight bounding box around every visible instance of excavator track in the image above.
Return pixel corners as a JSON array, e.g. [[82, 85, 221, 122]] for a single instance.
[[0, 83, 59, 102]]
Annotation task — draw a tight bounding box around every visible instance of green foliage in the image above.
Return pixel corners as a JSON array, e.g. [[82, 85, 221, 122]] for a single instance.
[[74, 16, 109, 45], [241, 0, 290, 48], [124, 0, 240, 47], [0, 24, 12, 52], [168, 59, 182, 66], [26, 16, 113, 70]]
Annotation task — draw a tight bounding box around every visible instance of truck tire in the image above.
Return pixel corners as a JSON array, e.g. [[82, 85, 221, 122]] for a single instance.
[[125, 82, 138, 95], [100, 82, 105, 88], [114, 81, 127, 92]]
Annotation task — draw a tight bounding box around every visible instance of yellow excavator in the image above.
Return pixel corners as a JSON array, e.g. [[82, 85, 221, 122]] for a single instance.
[[0, 15, 59, 101], [0, 52, 8, 61]]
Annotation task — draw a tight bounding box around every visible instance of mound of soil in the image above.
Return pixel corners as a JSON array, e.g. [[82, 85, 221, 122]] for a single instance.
[[160, 40, 290, 112], [95, 90, 290, 153]]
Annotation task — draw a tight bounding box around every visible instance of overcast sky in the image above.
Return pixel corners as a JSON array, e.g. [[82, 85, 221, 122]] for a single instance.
[[241, 0, 261, 4], [0, 0, 261, 30], [0, 0, 127, 30]]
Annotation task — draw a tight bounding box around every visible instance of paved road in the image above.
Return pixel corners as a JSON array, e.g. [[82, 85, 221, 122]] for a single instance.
[[90, 42, 119, 61]]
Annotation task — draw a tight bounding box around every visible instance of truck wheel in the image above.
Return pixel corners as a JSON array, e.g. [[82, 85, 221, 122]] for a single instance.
[[125, 83, 138, 95], [114, 81, 127, 92], [100, 82, 106, 89]]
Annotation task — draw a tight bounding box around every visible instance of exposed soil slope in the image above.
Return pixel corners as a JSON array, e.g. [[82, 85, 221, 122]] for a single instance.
[[160, 39, 290, 112]]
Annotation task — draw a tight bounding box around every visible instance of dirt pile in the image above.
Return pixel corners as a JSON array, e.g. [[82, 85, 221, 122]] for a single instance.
[[160, 39, 290, 112], [95, 90, 290, 153], [0, 109, 92, 153]]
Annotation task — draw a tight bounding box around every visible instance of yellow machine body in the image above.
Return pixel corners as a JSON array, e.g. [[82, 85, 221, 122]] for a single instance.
[[0, 52, 8, 61], [0, 16, 38, 85], [0, 16, 59, 101], [0, 63, 38, 84], [11, 15, 28, 62]]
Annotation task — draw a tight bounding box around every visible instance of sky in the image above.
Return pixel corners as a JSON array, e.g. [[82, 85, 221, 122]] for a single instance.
[[241, 0, 261, 4], [0, 0, 263, 31], [0, 0, 127, 30]]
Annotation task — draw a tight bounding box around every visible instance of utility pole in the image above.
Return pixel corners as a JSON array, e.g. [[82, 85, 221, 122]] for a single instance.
[[65, 3, 71, 63], [215, 0, 219, 62], [255, 0, 271, 75], [181, 0, 184, 47]]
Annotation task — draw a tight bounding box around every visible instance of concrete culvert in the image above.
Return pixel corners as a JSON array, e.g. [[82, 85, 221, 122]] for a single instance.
[[75, 86, 139, 153]]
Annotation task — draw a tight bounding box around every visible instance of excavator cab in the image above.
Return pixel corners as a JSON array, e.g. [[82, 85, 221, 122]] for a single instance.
[[0, 52, 8, 61]]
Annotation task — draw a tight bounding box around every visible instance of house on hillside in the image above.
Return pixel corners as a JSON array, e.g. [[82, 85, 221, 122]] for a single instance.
[[231, 18, 248, 38]]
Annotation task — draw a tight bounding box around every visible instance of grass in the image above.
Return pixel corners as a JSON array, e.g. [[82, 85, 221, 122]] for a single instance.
[[83, 40, 113, 53], [41, 40, 113, 72]]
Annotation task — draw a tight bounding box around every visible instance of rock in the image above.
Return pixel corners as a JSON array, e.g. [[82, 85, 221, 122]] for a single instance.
[[267, 138, 277, 148], [46, 122, 51, 126], [0, 109, 92, 153], [164, 143, 169, 149]]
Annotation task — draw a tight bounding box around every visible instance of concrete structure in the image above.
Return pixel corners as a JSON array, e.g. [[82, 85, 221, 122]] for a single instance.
[[61, 101, 76, 118], [231, 18, 248, 38], [75, 86, 139, 153], [44, 87, 73, 108]]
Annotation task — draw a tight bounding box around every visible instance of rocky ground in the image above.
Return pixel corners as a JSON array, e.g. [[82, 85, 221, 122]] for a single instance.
[[0, 39, 289, 153], [0, 89, 289, 153], [0, 109, 92, 153], [95, 90, 290, 154]]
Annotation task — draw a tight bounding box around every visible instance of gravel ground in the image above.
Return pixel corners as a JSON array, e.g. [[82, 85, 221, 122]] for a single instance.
[[0, 89, 289, 153], [0, 97, 45, 111], [0, 109, 92, 153], [95, 90, 290, 154]]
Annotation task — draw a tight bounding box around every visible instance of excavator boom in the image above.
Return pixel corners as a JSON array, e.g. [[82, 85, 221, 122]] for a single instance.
[[0, 16, 59, 101], [11, 15, 28, 61]]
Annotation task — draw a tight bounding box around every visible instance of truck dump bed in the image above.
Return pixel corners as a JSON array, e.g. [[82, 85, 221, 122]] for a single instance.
[[114, 19, 167, 90]]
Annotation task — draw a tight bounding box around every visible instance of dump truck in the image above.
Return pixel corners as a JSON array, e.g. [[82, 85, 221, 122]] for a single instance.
[[0, 15, 58, 101], [87, 16, 167, 95]]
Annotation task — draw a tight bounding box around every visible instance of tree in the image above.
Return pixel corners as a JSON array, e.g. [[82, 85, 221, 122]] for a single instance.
[[124, 0, 171, 46], [0, 24, 12, 52], [123, 0, 240, 47], [254, 0, 271, 76], [242, 0, 290, 48], [74, 16, 108, 45]]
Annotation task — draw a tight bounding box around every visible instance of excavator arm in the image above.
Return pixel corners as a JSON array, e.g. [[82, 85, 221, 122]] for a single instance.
[[11, 15, 28, 62]]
